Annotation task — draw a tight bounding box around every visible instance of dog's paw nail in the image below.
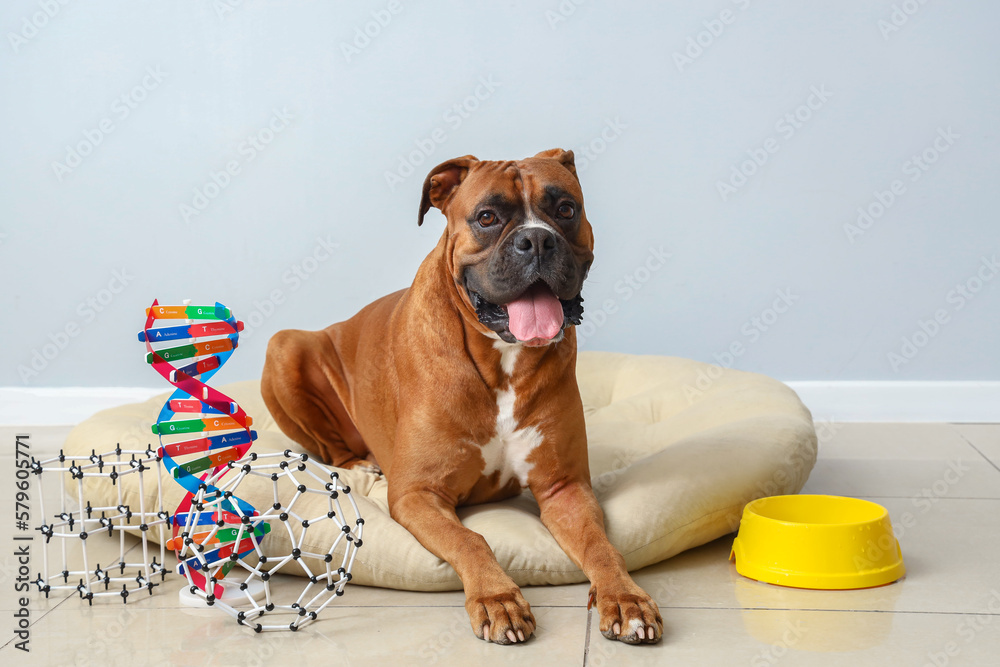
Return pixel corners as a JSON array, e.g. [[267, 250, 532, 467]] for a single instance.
[[481, 622, 490, 640], [637, 626, 645, 640], [517, 629, 525, 642], [506, 629, 517, 643], [612, 622, 621, 636], [648, 625, 656, 640]]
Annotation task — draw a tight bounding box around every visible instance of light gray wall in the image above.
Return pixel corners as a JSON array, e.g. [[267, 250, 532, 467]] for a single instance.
[[2, 0, 997, 387]]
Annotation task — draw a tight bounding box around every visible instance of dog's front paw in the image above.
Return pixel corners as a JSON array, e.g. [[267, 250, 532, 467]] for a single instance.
[[591, 584, 662, 644], [466, 586, 536, 644]]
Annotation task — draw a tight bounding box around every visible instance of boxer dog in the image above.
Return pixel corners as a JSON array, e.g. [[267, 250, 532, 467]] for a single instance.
[[261, 149, 662, 645]]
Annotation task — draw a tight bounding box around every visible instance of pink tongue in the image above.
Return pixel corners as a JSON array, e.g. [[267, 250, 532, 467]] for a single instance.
[[506, 284, 564, 342]]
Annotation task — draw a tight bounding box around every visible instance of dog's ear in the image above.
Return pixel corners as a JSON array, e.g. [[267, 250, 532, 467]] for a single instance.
[[533, 148, 577, 177], [418, 155, 478, 226]]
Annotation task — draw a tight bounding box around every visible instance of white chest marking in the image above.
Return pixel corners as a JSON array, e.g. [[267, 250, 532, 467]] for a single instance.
[[479, 341, 540, 488], [494, 340, 521, 375], [479, 387, 543, 489]]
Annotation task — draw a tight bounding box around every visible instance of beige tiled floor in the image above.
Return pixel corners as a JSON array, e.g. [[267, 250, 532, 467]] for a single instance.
[[2, 424, 1000, 666]]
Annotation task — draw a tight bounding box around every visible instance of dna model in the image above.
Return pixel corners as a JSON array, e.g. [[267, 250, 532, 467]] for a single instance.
[[141, 299, 364, 631], [140, 301, 263, 595], [31, 300, 363, 632]]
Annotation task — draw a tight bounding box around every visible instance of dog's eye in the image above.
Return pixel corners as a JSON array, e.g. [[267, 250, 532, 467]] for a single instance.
[[557, 203, 575, 218], [477, 211, 497, 226]]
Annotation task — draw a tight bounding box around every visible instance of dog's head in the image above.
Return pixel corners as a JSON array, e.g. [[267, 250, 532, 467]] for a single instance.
[[418, 149, 594, 346]]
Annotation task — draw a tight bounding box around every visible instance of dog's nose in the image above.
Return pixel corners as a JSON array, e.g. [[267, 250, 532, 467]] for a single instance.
[[512, 226, 557, 258]]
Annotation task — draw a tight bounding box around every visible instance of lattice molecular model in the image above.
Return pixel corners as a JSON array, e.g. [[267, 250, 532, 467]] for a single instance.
[[31, 300, 364, 632], [31, 446, 170, 602]]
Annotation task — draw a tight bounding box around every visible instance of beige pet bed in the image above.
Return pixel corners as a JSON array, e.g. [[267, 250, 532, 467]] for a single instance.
[[62, 351, 817, 591]]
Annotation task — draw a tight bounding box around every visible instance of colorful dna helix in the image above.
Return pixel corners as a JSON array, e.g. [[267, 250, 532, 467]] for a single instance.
[[140, 300, 263, 599], [140, 299, 364, 631]]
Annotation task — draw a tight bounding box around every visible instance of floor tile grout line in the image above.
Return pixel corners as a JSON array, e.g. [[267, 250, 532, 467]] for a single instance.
[[952, 427, 1000, 474], [1, 587, 78, 650], [581, 606, 592, 667], [38, 603, 583, 611], [662, 606, 1000, 617], [26, 601, 1000, 617], [860, 496, 1000, 501]]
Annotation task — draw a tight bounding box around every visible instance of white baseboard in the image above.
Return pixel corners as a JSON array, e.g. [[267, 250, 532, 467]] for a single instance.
[[1, 382, 998, 426], [784, 381, 1000, 423]]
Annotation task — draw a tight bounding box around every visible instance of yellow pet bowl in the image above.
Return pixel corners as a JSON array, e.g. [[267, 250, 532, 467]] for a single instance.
[[730, 494, 905, 590]]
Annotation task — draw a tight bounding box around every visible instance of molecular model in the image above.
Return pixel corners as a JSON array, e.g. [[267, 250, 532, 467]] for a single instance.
[[31, 300, 364, 632], [31, 446, 170, 602]]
